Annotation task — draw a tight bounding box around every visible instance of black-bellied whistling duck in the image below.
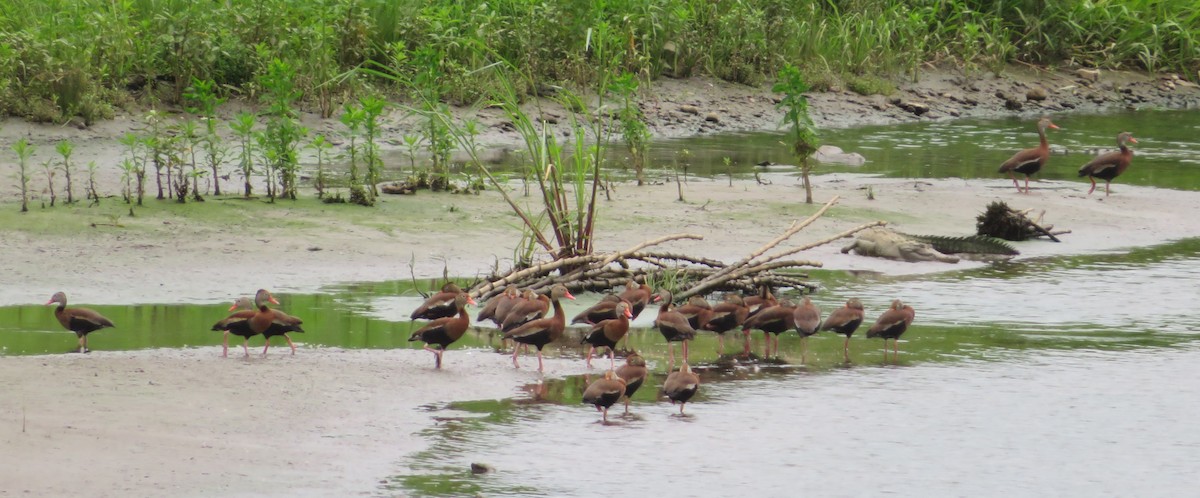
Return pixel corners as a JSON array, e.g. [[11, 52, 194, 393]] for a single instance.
[[742, 299, 796, 358], [581, 301, 633, 369], [792, 296, 823, 363], [477, 285, 518, 325], [653, 290, 696, 367], [411, 282, 464, 320], [703, 294, 749, 353], [46, 291, 114, 353], [212, 296, 264, 358], [617, 280, 653, 319], [999, 116, 1059, 194], [867, 299, 916, 362], [570, 294, 623, 325], [410, 292, 477, 369], [820, 298, 865, 361], [503, 285, 575, 372], [1078, 132, 1138, 196], [662, 363, 700, 416], [582, 370, 627, 423], [249, 289, 305, 356], [614, 352, 648, 415], [501, 289, 548, 332], [675, 295, 713, 331], [742, 285, 777, 320]]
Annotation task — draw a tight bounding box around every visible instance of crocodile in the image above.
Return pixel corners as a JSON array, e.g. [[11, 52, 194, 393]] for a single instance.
[[841, 227, 1018, 264]]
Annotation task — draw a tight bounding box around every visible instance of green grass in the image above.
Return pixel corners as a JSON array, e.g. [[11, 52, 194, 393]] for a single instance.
[[0, 1, 1196, 123]]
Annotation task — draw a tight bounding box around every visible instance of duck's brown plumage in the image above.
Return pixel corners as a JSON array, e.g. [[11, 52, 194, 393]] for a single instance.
[[742, 286, 777, 322], [820, 297, 865, 361], [501, 289, 549, 332], [582, 370, 627, 423], [675, 295, 713, 331], [867, 299, 916, 361], [249, 289, 305, 356], [581, 301, 633, 369], [47, 291, 114, 353], [1078, 132, 1137, 196], [410, 293, 477, 368], [477, 285, 518, 325], [617, 280, 653, 319], [212, 296, 268, 357], [742, 299, 796, 357], [999, 116, 1059, 194], [792, 296, 824, 362], [411, 282, 464, 320], [653, 290, 696, 365], [571, 294, 623, 325], [503, 285, 575, 372], [703, 294, 749, 334], [615, 353, 649, 413], [662, 363, 701, 415]]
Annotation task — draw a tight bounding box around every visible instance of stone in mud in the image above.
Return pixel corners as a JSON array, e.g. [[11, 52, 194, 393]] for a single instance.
[[704, 112, 720, 123], [678, 105, 701, 115], [1076, 68, 1101, 83], [896, 100, 929, 116], [1026, 87, 1048, 101], [813, 145, 866, 166]]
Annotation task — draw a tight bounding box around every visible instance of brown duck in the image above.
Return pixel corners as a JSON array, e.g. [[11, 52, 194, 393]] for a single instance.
[[1078, 132, 1137, 196], [500, 289, 549, 332], [742, 299, 796, 358], [249, 289, 305, 356], [792, 296, 823, 363], [703, 294, 749, 354], [662, 363, 701, 416], [580, 301, 633, 369], [867, 299, 916, 361], [211, 295, 271, 358], [820, 298, 865, 361], [675, 295, 714, 331], [999, 116, 1059, 194], [653, 290, 696, 366], [617, 280, 653, 319], [411, 282, 464, 320], [47, 291, 114, 353], [614, 352, 649, 415], [582, 370, 628, 423], [476, 285, 518, 326], [503, 285, 575, 372], [571, 294, 624, 325], [410, 292, 477, 369]]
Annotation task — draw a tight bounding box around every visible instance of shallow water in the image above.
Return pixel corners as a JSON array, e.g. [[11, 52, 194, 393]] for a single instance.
[[5, 112, 1200, 495], [393, 344, 1200, 497]]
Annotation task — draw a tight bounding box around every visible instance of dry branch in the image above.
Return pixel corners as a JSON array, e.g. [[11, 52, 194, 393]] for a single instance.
[[470, 197, 858, 303]]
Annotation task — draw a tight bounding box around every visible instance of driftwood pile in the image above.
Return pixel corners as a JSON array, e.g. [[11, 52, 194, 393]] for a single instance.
[[466, 196, 886, 302]]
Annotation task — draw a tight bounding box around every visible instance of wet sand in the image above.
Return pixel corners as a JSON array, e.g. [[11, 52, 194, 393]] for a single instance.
[[3, 68, 1199, 496]]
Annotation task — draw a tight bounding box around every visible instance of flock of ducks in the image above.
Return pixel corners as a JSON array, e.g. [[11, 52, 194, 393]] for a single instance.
[[37, 117, 1136, 423], [43, 281, 915, 422], [998, 116, 1138, 196], [408, 280, 916, 422]]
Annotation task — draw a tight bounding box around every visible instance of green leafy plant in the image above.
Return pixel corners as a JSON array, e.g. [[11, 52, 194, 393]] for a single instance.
[[55, 140, 75, 205], [12, 139, 34, 212], [183, 78, 228, 196], [773, 63, 820, 204], [229, 112, 257, 197], [612, 72, 651, 186]]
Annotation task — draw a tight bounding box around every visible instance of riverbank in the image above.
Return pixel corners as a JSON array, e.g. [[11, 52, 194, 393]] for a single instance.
[[3, 67, 1200, 497]]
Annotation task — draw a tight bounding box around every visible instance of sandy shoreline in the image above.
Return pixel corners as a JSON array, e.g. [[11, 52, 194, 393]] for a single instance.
[[3, 67, 1200, 496], [6, 175, 1200, 495], [0, 347, 588, 498]]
